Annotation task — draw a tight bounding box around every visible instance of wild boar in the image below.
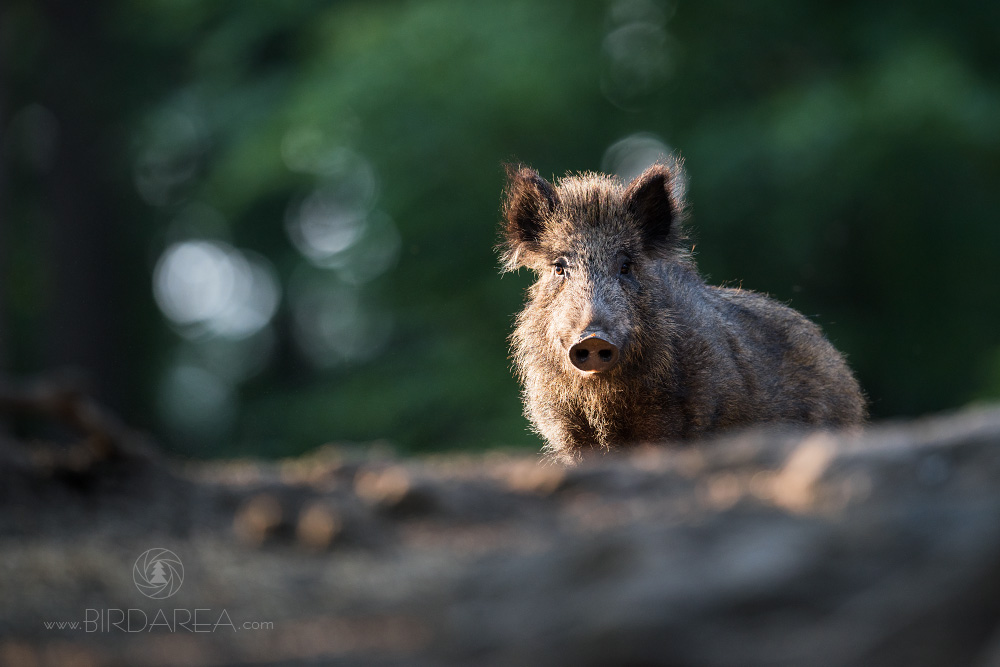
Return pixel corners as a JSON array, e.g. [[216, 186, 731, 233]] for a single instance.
[[500, 160, 865, 461]]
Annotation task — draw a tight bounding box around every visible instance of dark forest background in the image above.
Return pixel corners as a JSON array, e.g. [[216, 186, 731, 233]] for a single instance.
[[2, 0, 998, 458]]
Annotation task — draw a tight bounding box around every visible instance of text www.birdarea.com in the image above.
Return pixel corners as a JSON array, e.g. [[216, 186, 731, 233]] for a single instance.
[[43, 609, 273, 632]]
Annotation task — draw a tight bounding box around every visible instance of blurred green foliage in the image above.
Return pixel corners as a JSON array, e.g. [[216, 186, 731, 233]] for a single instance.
[[2, 0, 999, 456]]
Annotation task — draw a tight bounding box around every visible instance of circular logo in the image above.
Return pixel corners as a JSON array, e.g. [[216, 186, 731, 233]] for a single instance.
[[133, 548, 184, 599]]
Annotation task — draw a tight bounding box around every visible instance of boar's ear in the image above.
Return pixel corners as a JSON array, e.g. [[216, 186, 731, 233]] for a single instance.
[[623, 161, 686, 256], [500, 164, 559, 271]]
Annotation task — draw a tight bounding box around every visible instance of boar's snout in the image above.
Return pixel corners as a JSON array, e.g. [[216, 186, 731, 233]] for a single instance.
[[569, 333, 620, 374]]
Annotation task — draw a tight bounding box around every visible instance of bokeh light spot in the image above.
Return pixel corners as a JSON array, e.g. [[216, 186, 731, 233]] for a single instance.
[[289, 271, 393, 368], [285, 149, 378, 266], [133, 108, 206, 206], [153, 241, 281, 340], [156, 363, 237, 445], [601, 18, 674, 109], [602, 133, 676, 185]]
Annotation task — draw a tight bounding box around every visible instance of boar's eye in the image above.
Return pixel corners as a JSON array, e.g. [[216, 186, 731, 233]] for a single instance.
[[553, 263, 566, 277], [619, 260, 632, 276]]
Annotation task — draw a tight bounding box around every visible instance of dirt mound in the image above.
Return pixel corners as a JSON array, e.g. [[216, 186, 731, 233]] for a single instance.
[[3, 401, 1000, 666]]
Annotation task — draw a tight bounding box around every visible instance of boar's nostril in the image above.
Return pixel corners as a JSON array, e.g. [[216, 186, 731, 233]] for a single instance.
[[568, 335, 620, 373]]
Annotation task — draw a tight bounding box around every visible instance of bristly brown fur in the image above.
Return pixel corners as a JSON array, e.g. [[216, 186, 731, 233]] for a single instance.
[[499, 160, 866, 463], [499, 164, 560, 272]]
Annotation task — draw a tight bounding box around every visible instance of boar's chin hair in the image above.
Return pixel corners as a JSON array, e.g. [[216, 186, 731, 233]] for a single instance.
[[510, 295, 678, 462]]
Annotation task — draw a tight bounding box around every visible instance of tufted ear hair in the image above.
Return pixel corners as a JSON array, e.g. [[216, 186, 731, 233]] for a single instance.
[[623, 161, 686, 256], [499, 164, 559, 271]]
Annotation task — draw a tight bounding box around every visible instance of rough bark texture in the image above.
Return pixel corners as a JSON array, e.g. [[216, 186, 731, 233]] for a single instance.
[[2, 399, 1000, 667]]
